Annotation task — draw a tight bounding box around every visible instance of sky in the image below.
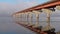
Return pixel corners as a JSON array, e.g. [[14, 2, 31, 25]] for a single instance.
[[0, 0, 52, 17]]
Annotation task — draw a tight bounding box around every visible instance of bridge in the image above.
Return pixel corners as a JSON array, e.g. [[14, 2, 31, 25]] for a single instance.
[[12, 0, 60, 34]]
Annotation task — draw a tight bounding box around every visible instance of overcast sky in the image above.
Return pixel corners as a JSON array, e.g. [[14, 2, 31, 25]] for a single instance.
[[0, 0, 52, 16]]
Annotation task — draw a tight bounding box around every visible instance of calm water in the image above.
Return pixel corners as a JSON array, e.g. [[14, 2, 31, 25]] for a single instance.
[[0, 16, 60, 34], [0, 17, 36, 34]]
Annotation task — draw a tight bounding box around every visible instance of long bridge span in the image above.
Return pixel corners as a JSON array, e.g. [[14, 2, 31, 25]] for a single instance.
[[12, 0, 60, 34]]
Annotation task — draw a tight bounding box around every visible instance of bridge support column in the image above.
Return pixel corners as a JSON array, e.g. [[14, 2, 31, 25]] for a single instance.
[[46, 13, 51, 29], [32, 10, 42, 28], [29, 13, 33, 26], [26, 13, 29, 25], [21, 13, 24, 23], [35, 14, 39, 27]]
